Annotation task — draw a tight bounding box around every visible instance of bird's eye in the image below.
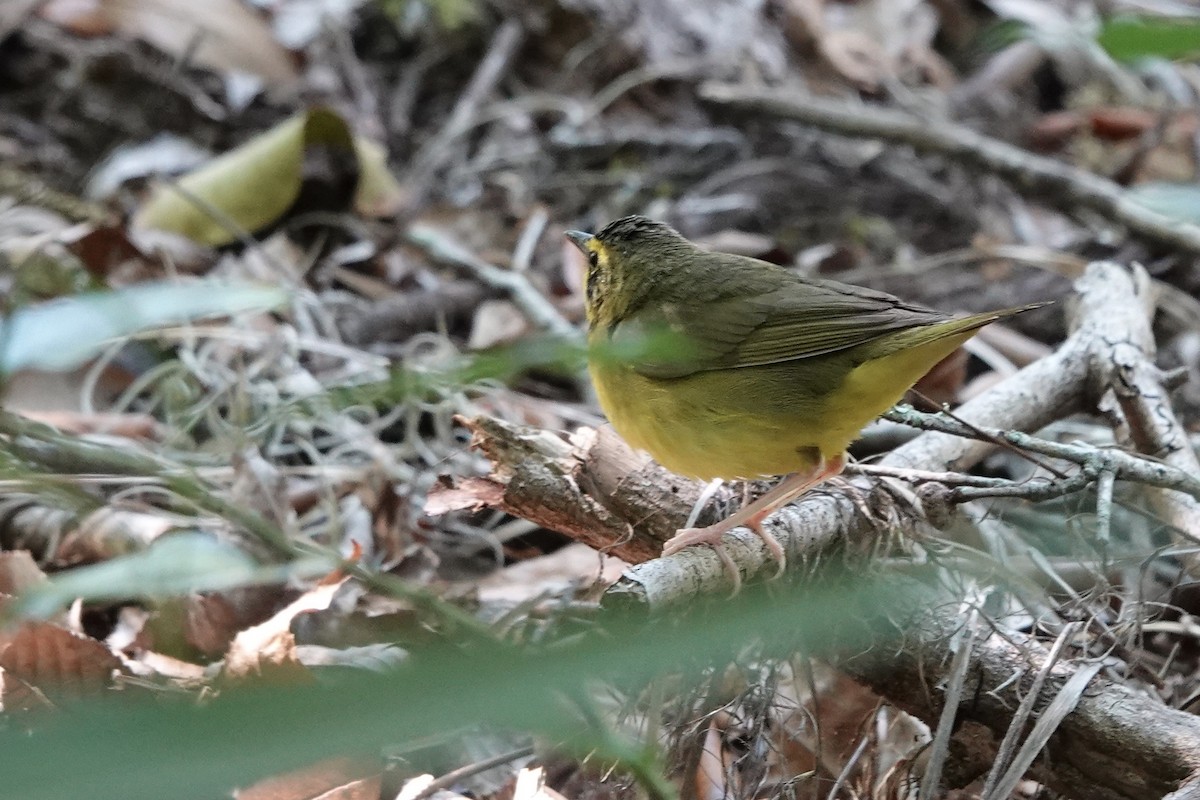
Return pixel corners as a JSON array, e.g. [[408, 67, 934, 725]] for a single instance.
[[588, 250, 599, 268]]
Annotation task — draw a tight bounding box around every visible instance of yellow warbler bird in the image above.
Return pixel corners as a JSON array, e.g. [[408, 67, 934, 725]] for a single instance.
[[566, 215, 1039, 574]]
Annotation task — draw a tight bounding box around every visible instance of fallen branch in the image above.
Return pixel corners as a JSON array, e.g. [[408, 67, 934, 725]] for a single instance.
[[427, 261, 1200, 797], [435, 262, 1181, 601], [405, 223, 577, 341], [840, 580, 1200, 799], [697, 84, 1200, 258]]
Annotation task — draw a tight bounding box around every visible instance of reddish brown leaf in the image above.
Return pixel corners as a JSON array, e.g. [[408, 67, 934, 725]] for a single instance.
[[1089, 107, 1158, 141], [0, 622, 121, 694]]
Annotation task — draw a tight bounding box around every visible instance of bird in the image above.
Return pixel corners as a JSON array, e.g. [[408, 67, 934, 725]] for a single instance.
[[566, 215, 1040, 580]]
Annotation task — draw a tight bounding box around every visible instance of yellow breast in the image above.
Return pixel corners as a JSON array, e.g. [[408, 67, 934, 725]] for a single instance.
[[588, 328, 976, 481]]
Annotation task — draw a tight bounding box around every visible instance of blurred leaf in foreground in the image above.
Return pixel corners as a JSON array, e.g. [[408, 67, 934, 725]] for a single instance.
[[0, 281, 287, 375], [0, 568, 919, 800], [325, 324, 705, 411], [10, 533, 332, 620], [1098, 16, 1200, 61]]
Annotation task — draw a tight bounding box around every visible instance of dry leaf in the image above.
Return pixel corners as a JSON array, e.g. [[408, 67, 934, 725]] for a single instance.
[[222, 580, 346, 683], [37, 0, 109, 35], [468, 300, 530, 350], [42, 0, 299, 85], [819, 30, 889, 92], [0, 622, 121, 693], [513, 767, 568, 800], [132, 108, 401, 246], [181, 585, 291, 657]]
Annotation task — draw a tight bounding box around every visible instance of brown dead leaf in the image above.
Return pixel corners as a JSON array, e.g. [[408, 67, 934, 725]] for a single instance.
[[1030, 107, 1159, 151], [1028, 110, 1085, 151], [1089, 107, 1160, 142], [776, 0, 897, 91], [60, 223, 146, 280], [221, 580, 346, 683], [235, 756, 382, 800], [37, 0, 110, 35], [775, 0, 822, 50], [183, 592, 255, 657], [0, 622, 121, 694], [909, 348, 969, 408], [43, 0, 298, 86], [694, 712, 734, 800]]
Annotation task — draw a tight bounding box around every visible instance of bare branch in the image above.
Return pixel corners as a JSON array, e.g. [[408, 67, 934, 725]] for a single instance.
[[698, 84, 1200, 257], [427, 261, 1200, 797]]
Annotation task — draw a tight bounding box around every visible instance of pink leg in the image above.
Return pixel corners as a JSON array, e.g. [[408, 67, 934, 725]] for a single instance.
[[662, 454, 847, 579]]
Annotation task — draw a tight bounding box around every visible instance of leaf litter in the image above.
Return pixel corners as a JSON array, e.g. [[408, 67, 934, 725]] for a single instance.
[[2, 0, 1200, 798]]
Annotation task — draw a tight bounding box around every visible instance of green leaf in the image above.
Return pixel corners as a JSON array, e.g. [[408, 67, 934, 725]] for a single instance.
[[12, 532, 336, 619], [0, 281, 287, 374], [12, 533, 259, 619], [132, 108, 403, 247], [1098, 16, 1200, 61], [0, 570, 915, 800]]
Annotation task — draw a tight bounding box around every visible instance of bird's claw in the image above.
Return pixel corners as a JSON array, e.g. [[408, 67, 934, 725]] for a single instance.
[[662, 522, 787, 592]]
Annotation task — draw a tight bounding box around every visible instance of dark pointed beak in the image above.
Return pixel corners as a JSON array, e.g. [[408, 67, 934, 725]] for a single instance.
[[565, 230, 592, 253]]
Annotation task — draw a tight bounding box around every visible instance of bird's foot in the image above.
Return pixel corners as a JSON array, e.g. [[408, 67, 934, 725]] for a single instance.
[[663, 525, 742, 593], [662, 518, 787, 592]]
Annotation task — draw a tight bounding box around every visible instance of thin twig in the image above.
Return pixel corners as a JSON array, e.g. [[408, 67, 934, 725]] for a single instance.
[[883, 406, 1200, 504], [406, 224, 577, 340], [846, 462, 1011, 488], [698, 84, 1200, 257], [511, 207, 549, 273], [985, 661, 1105, 800], [444, 19, 525, 139], [408, 18, 525, 192], [410, 744, 535, 800]]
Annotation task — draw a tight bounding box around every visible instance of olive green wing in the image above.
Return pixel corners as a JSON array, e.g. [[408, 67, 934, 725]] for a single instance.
[[612, 261, 952, 380]]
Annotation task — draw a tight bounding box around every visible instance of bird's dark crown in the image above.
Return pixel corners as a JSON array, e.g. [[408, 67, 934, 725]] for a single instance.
[[594, 215, 681, 245]]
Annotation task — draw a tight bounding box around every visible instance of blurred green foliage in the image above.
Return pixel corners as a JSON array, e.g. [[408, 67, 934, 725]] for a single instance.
[[0, 568, 920, 800], [0, 282, 286, 376], [1098, 16, 1200, 61], [377, 0, 484, 32]]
